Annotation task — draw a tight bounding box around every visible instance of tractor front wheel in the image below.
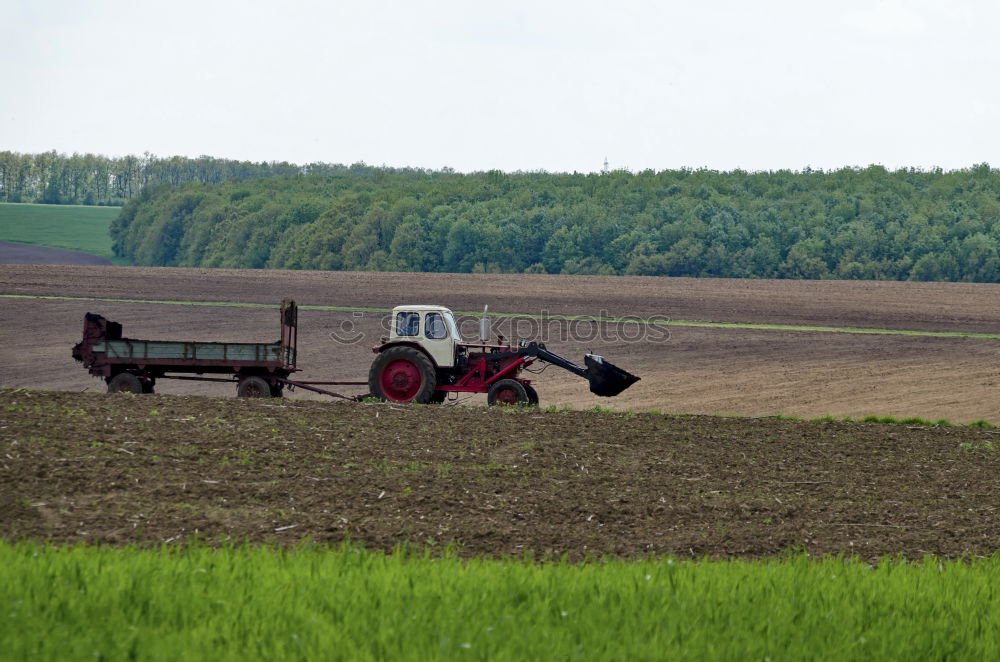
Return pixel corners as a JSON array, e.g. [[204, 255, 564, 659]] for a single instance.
[[487, 379, 530, 406], [369, 346, 437, 404], [523, 383, 539, 406]]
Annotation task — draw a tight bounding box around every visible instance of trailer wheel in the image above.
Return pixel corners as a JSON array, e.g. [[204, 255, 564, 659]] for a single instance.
[[369, 346, 437, 404], [487, 379, 530, 406], [523, 384, 539, 406], [269, 382, 284, 398], [107, 372, 143, 394], [237, 376, 272, 398]]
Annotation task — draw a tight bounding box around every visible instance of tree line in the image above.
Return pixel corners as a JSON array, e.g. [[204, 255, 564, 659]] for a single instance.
[[0, 151, 355, 206], [109, 163, 1000, 282]]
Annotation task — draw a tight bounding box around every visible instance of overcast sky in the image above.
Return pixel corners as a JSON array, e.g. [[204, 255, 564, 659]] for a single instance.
[[2, 0, 997, 173]]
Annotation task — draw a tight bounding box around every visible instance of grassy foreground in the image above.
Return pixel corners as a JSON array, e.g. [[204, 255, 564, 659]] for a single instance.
[[2, 543, 998, 661], [0, 202, 121, 261]]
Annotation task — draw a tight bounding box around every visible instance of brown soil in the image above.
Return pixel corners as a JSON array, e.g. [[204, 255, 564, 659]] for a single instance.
[[3, 389, 998, 560], [3, 265, 1000, 423], [0, 243, 111, 265], [3, 263, 1000, 331]]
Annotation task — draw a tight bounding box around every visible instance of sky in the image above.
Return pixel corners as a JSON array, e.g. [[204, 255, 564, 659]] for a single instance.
[[2, 0, 998, 173]]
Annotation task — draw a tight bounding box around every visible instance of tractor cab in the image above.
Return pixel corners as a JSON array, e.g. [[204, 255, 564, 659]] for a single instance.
[[388, 305, 461, 368]]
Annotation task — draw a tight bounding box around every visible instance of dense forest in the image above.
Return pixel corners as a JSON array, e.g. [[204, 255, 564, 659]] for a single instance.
[[0, 151, 343, 205], [110, 164, 1000, 282]]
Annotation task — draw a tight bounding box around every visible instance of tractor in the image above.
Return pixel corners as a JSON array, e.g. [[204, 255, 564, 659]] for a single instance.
[[368, 305, 640, 405]]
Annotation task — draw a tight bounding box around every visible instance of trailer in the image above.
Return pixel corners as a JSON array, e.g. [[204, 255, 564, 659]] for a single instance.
[[71, 300, 365, 399]]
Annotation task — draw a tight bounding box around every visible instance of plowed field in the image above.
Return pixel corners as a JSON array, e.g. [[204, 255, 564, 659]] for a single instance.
[[5, 263, 1000, 330], [4, 389, 999, 560], [4, 266, 1000, 558], [2, 265, 1000, 422]]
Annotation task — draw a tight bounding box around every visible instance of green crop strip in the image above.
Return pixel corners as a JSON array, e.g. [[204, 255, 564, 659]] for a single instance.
[[0, 202, 122, 262], [4, 542, 1000, 661], [4, 292, 1000, 340]]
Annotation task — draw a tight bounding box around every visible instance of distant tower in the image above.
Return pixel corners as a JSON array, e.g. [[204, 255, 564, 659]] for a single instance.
[[602, 157, 609, 173]]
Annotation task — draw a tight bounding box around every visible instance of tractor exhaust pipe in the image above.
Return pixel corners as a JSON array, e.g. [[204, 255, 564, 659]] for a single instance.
[[480, 305, 490, 342]]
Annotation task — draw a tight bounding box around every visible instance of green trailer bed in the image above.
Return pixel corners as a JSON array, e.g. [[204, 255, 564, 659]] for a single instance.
[[92, 339, 292, 365]]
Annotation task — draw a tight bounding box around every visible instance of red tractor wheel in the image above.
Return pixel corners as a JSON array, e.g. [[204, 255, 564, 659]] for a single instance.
[[369, 346, 437, 404], [487, 379, 530, 406]]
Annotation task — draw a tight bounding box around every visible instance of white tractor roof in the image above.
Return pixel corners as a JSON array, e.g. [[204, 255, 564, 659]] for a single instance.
[[391, 305, 454, 314]]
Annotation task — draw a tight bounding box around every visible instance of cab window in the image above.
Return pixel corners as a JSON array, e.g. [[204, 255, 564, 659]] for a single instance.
[[425, 312, 448, 339], [395, 312, 419, 337]]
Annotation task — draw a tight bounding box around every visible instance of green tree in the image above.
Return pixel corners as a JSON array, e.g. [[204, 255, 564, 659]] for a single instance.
[[388, 222, 430, 271], [781, 239, 829, 279]]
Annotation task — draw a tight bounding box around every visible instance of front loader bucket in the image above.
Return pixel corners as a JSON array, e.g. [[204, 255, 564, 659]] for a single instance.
[[584, 354, 640, 397]]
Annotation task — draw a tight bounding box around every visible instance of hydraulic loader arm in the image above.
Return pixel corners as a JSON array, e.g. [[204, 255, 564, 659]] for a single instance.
[[491, 342, 640, 397]]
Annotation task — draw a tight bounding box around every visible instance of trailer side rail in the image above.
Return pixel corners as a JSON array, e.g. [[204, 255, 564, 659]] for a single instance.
[[93, 340, 289, 363]]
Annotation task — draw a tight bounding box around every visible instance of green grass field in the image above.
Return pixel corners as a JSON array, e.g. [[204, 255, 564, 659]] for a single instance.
[[2, 542, 999, 661], [0, 202, 122, 262]]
